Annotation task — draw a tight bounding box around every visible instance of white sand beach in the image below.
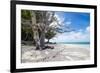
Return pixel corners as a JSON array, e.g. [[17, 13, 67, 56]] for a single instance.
[[21, 44, 90, 63]]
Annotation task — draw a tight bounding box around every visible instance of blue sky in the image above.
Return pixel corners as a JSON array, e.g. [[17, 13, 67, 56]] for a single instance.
[[50, 11, 90, 43]]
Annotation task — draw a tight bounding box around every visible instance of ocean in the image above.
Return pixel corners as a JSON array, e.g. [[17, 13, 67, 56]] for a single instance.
[[56, 42, 90, 49]]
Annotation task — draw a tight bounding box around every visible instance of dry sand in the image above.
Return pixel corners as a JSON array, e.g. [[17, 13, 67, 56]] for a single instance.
[[21, 44, 90, 63]]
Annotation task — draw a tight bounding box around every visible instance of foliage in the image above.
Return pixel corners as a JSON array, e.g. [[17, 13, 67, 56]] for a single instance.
[[21, 10, 31, 20], [45, 28, 56, 43], [21, 10, 33, 41], [21, 23, 33, 41], [21, 10, 72, 50]]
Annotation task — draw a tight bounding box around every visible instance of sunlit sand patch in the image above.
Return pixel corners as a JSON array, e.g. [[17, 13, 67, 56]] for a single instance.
[[22, 50, 45, 61], [21, 44, 90, 63]]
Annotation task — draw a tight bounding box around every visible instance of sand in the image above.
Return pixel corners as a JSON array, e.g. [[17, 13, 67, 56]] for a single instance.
[[21, 44, 90, 63]]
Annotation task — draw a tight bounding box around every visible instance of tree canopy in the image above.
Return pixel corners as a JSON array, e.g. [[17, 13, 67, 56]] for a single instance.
[[21, 10, 72, 50]]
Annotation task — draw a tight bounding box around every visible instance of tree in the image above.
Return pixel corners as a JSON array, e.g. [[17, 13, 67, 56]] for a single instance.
[[30, 11, 56, 50], [21, 10, 56, 50], [21, 10, 73, 50]]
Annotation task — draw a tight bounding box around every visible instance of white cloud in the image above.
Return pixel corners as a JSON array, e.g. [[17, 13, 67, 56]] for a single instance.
[[86, 26, 90, 32], [50, 26, 90, 42], [49, 14, 64, 27], [50, 14, 71, 28], [65, 21, 71, 25], [54, 14, 65, 24]]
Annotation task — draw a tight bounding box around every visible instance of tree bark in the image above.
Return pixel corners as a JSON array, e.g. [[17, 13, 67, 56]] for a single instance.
[[47, 39, 50, 43], [40, 31, 45, 49], [31, 11, 41, 50]]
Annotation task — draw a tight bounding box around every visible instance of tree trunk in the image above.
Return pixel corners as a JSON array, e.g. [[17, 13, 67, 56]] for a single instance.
[[47, 39, 50, 43], [24, 32, 28, 41], [31, 11, 41, 50], [40, 31, 45, 49], [33, 30, 41, 50]]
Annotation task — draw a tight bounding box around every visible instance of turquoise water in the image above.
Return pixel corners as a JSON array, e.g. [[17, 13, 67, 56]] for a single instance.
[[56, 42, 90, 44], [56, 42, 90, 49]]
